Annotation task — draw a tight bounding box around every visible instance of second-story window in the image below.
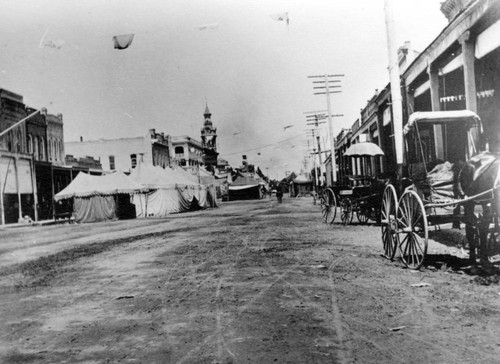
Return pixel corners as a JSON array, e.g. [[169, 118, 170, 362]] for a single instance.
[[109, 155, 115, 170], [175, 146, 184, 156], [48, 138, 52, 160], [39, 137, 45, 160], [27, 134, 33, 155], [16, 130, 22, 152], [131, 154, 137, 168]]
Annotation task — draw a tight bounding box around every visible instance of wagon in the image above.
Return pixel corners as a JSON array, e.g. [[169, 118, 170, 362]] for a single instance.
[[380, 110, 498, 269], [321, 142, 386, 225]]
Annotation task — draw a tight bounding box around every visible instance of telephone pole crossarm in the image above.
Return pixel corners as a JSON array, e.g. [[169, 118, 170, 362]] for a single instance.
[[308, 73, 344, 184]]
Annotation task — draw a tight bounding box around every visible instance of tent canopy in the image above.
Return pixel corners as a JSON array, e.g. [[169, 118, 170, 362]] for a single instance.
[[55, 171, 146, 201], [130, 163, 202, 188]]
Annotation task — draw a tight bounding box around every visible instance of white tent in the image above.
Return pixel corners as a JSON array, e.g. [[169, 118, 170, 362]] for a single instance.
[[130, 164, 215, 217], [54, 171, 145, 223]]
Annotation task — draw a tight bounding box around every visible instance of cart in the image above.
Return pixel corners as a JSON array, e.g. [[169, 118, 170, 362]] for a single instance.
[[338, 175, 386, 225], [320, 141, 386, 225], [337, 142, 386, 225], [380, 110, 497, 269]]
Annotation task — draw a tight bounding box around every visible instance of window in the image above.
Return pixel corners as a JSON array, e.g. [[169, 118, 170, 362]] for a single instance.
[[39, 137, 45, 160], [16, 130, 22, 152], [109, 155, 115, 170], [59, 139, 64, 160], [7, 132, 12, 151], [48, 138, 52, 160], [130, 154, 137, 168], [27, 134, 33, 155], [175, 146, 184, 155], [33, 137, 39, 160]]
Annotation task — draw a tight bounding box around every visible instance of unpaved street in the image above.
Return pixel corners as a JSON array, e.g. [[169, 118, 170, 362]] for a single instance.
[[1, 197, 500, 363]]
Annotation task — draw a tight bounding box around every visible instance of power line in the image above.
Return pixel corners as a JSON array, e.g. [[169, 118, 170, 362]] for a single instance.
[[219, 133, 304, 157]]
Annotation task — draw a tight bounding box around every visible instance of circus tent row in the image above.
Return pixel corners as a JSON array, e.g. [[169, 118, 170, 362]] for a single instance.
[[54, 164, 217, 223]]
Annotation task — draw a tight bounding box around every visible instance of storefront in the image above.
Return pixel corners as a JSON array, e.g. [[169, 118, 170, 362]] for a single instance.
[[403, 0, 500, 160], [0, 153, 36, 224]]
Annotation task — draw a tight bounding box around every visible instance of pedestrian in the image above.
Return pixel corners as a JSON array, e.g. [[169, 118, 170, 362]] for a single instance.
[[276, 183, 283, 203]]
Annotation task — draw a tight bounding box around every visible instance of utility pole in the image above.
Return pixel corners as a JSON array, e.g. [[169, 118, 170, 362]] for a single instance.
[[308, 75, 344, 184], [305, 112, 326, 188], [384, 0, 403, 175]]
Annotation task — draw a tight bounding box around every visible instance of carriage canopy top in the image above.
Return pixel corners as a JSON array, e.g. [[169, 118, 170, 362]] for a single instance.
[[404, 110, 481, 135]]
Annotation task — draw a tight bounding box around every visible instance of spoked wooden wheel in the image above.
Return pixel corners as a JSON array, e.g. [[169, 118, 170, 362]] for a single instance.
[[396, 190, 428, 269], [381, 185, 398, 260], [340, 198, 353, 225], [321, 188, 337, 224]]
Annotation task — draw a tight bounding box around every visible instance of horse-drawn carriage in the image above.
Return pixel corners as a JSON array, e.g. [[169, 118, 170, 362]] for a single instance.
[[321, 141, 386, 225], [381, 110, 500, 269]]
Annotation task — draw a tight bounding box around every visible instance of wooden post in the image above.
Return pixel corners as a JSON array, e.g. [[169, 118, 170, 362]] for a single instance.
[[428, 64, 445, 160], [0, 154, 4, 225], [51, 165, 55, 220], [460, 31, 477, 113], [460, 30, 480, 152], [31, 159, 38, 221], [384, 0, 404, 168], [14, 156, 22, 221]]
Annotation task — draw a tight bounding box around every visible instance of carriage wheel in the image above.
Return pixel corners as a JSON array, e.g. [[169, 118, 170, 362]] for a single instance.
[[321, 188, 337, 224], [340, 198, 353, 225], [381, 185, 398, 260], [396, 190, 428, 269]]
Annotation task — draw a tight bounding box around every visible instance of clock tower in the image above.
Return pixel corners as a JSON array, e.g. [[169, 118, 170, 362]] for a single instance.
[[200, 103, 218, 169]]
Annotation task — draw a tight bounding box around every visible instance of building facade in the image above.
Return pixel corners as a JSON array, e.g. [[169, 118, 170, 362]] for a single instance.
[[0, 89, 36, 224], [46, 111, 65, 165], [403, 0, 500, 160], [65, 129, 172, 173], [170, 135, 204, 174]]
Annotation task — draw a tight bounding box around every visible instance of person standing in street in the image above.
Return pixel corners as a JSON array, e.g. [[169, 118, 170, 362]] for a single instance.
[[276, 183, 283, 203]]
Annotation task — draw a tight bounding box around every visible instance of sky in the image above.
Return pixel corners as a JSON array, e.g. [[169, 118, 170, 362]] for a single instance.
[[0, 0, 448, 179]]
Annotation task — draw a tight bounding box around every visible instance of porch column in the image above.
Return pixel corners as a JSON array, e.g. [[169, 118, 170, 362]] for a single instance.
[[428, 65, 441, 112], [14, 156, 22, 221], [0, 154, 4, 225], [428, 64, 445, 160], [31, 159, 38, 221], [459, 30, 477, 113], [460, 30, 480, 153]]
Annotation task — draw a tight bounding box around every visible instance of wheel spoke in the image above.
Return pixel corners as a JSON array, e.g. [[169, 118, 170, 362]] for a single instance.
[[395, 190, 428, 269]]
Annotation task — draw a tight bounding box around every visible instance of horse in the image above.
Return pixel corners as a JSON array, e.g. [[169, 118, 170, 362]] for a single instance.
[[459, 151, 500, 264]]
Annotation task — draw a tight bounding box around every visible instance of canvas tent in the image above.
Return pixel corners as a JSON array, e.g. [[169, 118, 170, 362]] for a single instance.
[[228, 172, 261, 200], [130, 163, 216, 217], [196, 167, 218, 203], [54, 171, 144, 223]]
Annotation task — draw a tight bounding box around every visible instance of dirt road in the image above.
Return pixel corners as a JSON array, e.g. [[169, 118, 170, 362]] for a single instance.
[[1, 197, 500, 363]]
